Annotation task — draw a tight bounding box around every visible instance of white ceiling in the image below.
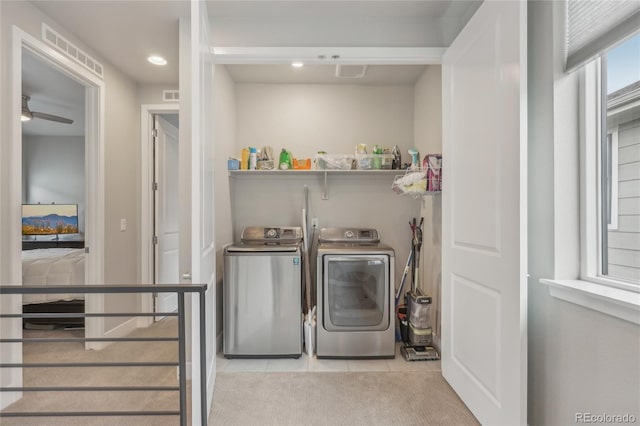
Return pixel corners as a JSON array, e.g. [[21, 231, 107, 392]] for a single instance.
[[31, 0, 187, 85], [22, 1, 480, 135], [30, 0, 480, 85], [207, 1, 481, 49], [22, 51, 85, 137]]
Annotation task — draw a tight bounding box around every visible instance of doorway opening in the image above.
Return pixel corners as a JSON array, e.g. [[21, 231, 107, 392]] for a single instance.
[[21, 48, 86, 330], [140, 105, 180, 324], [10, 27, 105, 346], [2, 26, 105, 410]]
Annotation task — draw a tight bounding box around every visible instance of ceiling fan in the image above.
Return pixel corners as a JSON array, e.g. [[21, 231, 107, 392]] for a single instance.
[[21, 95, 74, 124]]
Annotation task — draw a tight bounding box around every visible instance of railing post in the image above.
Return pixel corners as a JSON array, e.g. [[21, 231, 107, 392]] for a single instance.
[[0, 284, 207, 423], [177, 292, 187, 426], [200, 288, 208, 425]]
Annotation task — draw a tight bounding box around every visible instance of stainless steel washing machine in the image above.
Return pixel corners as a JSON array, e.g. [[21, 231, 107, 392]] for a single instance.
[[224, 227, 303, 358], [316, 227, 395, 358]]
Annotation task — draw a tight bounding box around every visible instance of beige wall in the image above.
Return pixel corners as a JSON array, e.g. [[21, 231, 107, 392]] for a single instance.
[[138, 84, 179, 105], [231, 80, 421, 293], [103, 60, 139, 325], [528, 2, 640, 423], [235, 83, 415, 161], [413, 65, 442, 335], [0, 1, 140, 332]]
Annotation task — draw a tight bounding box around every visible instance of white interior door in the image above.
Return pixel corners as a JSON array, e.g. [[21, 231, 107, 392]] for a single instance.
[[441, 1, 527, 425], [154, 115, 179, 314], [179, 1, 216, 422]]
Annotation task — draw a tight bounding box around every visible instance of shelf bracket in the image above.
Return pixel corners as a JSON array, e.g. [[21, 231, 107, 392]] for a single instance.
[[321, 171, 329, 200]]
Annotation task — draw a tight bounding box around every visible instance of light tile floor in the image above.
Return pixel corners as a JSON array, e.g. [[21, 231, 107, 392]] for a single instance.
[[217, 343, 441, 373]]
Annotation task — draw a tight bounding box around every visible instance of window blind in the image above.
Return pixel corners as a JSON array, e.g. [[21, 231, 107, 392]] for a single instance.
[[565, 0, 640, 72]]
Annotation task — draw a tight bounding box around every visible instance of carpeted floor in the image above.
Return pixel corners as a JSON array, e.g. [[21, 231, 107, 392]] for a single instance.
[[209, 371, 479, 426], [2, 319, 477, 425], [1, 318, 184, 426]]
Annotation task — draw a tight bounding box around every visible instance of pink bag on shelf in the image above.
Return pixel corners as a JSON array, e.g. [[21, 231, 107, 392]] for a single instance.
[[424, 154, 442, 192]]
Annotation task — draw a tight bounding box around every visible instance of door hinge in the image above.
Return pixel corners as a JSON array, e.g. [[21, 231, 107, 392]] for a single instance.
[[152, 128, 158, 138], [153, 182, 158, 191], [153, 235, 158, 245]]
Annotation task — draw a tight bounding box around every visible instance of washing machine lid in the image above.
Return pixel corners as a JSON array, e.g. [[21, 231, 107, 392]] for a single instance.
[[318, 227, 380, 244], [226, 243, 300, 253]]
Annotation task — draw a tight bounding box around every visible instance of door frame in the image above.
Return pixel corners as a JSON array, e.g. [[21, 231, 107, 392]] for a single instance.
[[209, 37, 527, 423], [4, 26, 104, 409], [10, 26, 105, 345], [140, 103, 179, 326]]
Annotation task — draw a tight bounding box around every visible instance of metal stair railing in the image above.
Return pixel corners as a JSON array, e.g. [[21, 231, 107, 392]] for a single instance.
[[0, 284, 207, 426]]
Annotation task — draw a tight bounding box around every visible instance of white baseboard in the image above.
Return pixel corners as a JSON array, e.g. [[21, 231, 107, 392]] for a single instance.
[[89, 317, 138, 351], [0, 390, 22, 411], [136, 315, 153, 328], [432, 333, 441, 353]]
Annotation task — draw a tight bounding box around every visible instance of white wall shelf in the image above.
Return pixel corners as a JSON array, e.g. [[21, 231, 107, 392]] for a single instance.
[[228, 169, 401, 176], [228, 169, 402, 199]]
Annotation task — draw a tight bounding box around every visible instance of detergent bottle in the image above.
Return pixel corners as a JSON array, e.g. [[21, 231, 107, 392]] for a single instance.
[[249, 147, 258, 170], [279, 149, 292, 170], [408, 149, 420, 171], [241, 148, 249, 170]]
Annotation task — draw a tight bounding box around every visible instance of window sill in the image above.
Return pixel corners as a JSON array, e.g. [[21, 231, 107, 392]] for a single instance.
[[540, 279, 640, 325]]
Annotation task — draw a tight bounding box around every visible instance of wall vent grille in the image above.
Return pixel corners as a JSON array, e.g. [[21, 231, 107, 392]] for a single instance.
[[42, 24, 104, 78], [163, 90, 180, 102], [335, 64, 368, 79]]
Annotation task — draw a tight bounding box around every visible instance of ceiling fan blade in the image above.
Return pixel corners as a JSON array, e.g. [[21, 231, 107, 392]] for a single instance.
[[31, 111, 74, 124]]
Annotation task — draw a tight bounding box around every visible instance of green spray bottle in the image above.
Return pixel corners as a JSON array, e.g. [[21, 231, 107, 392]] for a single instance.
[[279, 149, 292, 170]]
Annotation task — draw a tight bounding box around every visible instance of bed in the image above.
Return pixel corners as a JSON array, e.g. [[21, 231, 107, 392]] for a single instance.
[[22, 247, 85, 327]]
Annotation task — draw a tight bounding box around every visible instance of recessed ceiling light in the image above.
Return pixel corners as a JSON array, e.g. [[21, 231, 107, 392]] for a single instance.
[[148, 55, 167, 66], [291, 62, 304, 68]]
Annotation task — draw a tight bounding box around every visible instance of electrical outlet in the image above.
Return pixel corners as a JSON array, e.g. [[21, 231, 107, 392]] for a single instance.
[[311, 218, 319, 228], [120, 218, 127, 231]]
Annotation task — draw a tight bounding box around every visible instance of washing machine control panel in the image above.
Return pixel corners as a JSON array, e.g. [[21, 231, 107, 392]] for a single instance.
[[241, 226, 303, 244], [265, 228, 279, 239]]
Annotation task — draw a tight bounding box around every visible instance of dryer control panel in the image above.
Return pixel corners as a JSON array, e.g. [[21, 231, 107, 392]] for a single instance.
[[318, 227, 380, 244]]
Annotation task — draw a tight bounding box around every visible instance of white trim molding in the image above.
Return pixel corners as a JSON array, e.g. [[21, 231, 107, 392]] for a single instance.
[[12, 26, 106, 349], [140, 103, 179, 320], [211, 46, 446, 64], [541, 279, 640, 325]]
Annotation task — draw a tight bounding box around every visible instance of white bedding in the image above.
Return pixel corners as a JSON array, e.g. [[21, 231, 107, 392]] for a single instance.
[[22, 248, 85, 304]]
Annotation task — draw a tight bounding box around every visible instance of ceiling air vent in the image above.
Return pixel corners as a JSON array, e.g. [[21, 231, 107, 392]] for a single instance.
[[163, 90, 180, 102], [335, 64, 368, 79], [42, 24, 103, 78]]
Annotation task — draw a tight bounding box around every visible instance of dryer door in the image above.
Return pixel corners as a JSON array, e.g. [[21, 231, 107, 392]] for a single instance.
[[322, 255, 390, 331]]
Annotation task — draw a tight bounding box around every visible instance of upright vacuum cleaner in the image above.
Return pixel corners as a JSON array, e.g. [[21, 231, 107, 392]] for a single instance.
[[399, 217, 440, 361]]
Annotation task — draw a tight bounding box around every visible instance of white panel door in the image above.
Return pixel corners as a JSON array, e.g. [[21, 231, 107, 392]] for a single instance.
[[179, 1, 216, 423], [441, 1, 527, 425], [154, 115, 179, 314]]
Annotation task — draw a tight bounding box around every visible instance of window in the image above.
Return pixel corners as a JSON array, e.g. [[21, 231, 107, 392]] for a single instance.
[[541, 6, 640, 325], [587, 33, 640, 289]]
